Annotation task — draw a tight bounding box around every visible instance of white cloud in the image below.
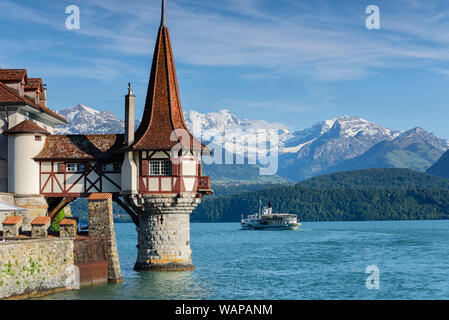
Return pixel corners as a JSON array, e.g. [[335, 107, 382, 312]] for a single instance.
[[3, 0, 449, 81]]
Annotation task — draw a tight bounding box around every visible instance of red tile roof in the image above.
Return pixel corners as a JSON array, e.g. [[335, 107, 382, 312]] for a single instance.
[[60, 218, 77, 226], [31, 216, 51, 226], [0, 82, 26, 104], [131, 25, 209, 154], [88, 193, 112, 201], [6, 120, 50, 135], [0, 69, 27, 82], [2, 216, 22, 225], [0, 82, 66, 123], [34, 134, 124, 160], [17, 234, 31, 239]]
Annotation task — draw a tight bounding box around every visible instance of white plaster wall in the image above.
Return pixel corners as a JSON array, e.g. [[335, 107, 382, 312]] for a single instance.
[[183, 177, 196, 192], [148, 178, 159, 191], [121, 151, 138, 194], [41, 174, 50, 193], [8, 134, 46, 195], [4, 82, 23, 96], [0, 115, 7, 156], [87, 170, 99, 186], [0, 159, 7, 193], [182, 160, 197, 176], [54, 175, 64, 193], [103, 173, 121, 193], [7, 112, 54, 134], [0, 193, 14, 232], [41, 162, 52, 172], [66, 173, 84, 193], [24, 90, 37, 103], [150, 151, 169, 159], [0, 115, 8, 192], [161, 177, 172, 191], [7, 112, 26, 129]]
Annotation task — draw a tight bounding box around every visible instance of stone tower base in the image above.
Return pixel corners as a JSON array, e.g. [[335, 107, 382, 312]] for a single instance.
[[134, 194, 201, 271]]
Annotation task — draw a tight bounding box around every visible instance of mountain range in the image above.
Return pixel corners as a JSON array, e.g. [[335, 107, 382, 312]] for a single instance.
[[55, 105, 449, 183], [279, 117, 448, 181], [56, 104, 126, 135]]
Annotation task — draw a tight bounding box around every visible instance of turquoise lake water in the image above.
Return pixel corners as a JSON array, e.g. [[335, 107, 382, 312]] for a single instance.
[[38, 220, 449, 300]]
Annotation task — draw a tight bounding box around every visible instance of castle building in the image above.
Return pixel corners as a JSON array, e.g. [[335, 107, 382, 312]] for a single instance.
[[0, 69, 66, 193], [0, 0, 212, 271]]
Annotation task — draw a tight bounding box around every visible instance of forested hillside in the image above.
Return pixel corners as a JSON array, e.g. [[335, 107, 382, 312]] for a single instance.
[[191, 169, 449, 222]]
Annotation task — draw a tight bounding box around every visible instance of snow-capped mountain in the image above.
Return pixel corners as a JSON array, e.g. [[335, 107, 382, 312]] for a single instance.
[[278, 116, 449, 181], [53, 105, 449, 182], [56, 104, 125, 134], [184, 109, 292, 161], [184, 109, 292, 144], [279, 116, 449, 181]]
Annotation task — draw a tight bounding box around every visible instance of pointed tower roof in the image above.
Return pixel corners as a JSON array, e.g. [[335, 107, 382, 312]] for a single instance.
[[132, 0, 208, 153]]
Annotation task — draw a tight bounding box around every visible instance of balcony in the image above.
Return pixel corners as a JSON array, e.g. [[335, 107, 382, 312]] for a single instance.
[[197, 176, 213, 195]]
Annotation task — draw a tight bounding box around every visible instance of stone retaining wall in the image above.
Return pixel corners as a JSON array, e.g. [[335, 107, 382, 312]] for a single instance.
[[0, 238, 76, 299]]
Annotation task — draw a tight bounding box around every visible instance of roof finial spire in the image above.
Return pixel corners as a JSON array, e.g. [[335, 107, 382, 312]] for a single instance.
[[161, 0, 167, 27]]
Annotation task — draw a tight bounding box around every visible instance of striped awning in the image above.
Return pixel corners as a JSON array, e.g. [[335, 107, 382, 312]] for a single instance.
[[0, 201, 26, 212]]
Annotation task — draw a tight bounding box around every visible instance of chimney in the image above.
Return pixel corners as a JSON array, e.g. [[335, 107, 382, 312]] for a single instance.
[[125, 83, 135, 146], [41, 86, 47, 108]]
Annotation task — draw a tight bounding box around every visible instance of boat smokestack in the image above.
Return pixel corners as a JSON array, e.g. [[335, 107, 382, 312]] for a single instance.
[[125, 82, 135, 146]]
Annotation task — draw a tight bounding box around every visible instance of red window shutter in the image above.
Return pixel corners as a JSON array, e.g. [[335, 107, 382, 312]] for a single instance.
[[142, 160, 149, 176], [59, 163, 66, 172]]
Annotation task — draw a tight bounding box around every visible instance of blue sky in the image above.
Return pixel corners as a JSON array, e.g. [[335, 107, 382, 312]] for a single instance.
[[2, 0, 449, 138]]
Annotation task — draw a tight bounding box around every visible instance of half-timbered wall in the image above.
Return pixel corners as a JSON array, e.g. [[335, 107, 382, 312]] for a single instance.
[[39, 161, 122, 197], [138, 150, 202, 194]]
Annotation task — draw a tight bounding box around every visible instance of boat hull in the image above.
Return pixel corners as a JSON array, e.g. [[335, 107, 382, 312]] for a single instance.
[[241, 223, 301, 231]]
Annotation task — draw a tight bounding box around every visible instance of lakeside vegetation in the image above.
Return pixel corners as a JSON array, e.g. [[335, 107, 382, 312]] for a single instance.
[[191, 169, 449, 222], [203, 163, 292, 185]]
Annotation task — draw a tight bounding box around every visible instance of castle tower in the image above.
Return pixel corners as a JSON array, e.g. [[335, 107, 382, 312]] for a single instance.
[[6, 120, 51, 229], [6, 120, 49, 195], [121, 0, 212, 271]]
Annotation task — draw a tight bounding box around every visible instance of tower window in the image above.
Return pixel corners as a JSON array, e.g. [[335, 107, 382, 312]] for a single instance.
[[149, 160, 172, 176]]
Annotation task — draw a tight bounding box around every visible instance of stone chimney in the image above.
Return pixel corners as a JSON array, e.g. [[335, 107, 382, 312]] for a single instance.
[[41, 87, 47, 108], [125, 83, 135, 146]]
